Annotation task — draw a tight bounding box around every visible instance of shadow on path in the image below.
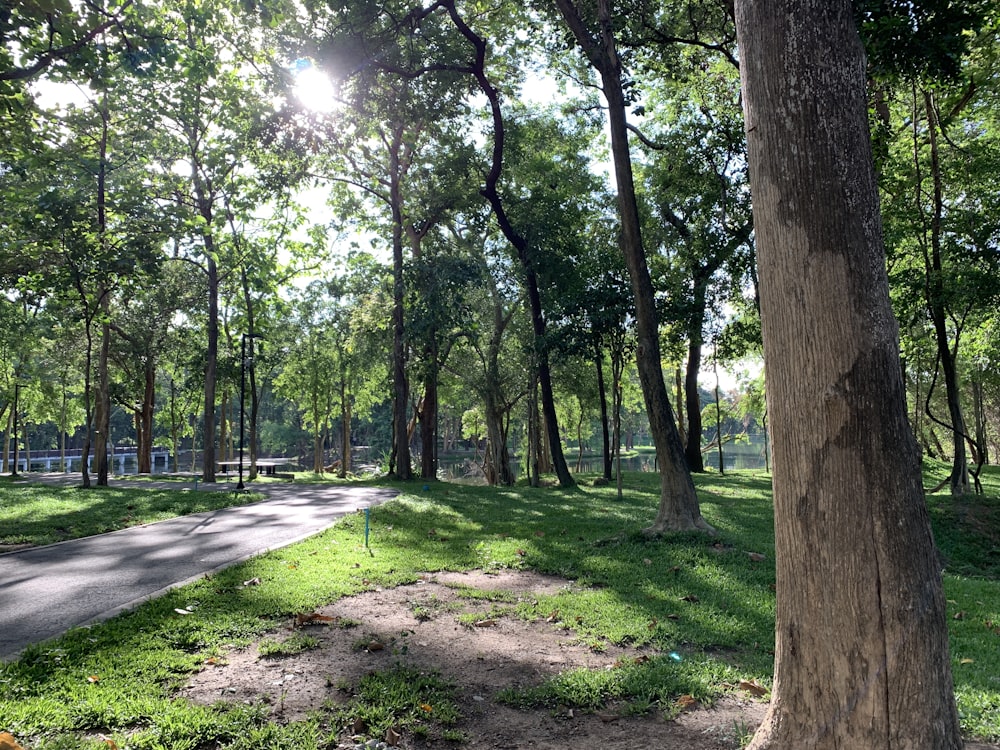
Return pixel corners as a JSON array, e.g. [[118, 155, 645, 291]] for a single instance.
[[0, 476, 396, 661]]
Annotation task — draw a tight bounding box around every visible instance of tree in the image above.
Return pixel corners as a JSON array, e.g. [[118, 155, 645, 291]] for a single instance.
[[551, 0, 709, 531], [734, 1, 962, 747], [145, 0, 271, 482]]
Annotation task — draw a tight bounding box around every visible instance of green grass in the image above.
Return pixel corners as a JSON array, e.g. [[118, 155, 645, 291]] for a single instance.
[[0, 479, 262, 547], [0, 464, 997, 748]]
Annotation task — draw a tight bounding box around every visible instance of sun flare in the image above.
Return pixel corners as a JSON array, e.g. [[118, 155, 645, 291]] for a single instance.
[[292, 59, 339, 114]]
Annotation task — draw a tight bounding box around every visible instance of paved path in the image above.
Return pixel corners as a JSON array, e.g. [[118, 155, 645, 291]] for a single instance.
[[0, 478, 396, 661]]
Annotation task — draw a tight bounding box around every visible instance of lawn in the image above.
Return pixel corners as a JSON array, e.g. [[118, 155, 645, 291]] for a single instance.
[[0, 477, 262, 547], [0, 463, 996, 749]]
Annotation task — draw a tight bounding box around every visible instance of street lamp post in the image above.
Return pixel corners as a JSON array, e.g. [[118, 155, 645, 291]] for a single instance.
[[237, 333, 262, 490]]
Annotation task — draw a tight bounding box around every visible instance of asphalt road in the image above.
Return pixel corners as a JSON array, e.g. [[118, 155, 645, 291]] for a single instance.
[[0, 478, 396, 661]]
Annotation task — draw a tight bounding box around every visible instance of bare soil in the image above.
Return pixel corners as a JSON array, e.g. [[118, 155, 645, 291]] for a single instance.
[[181, 569, 998, 750]]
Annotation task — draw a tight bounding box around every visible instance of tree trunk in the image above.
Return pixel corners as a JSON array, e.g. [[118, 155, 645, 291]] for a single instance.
[[389, 124, 412, 481], [684, 337, 705, 472], [441, 0, 573, 488], [340, 393, 351, 479], [419, 340, 439, 480], [922, 91, 970, 496], [137, 359, 155, 473], [202, 250, 219, 483], [674, 366, 686, 446], [94, 314, 111, 485], [595, 340, 613, 481], [735, 2, 962, 748], [554, 0, 708, 532]]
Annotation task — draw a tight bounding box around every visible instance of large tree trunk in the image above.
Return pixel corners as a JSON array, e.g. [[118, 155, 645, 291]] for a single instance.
[[554, 0, 708, 532], [735, 2, 962, 748]]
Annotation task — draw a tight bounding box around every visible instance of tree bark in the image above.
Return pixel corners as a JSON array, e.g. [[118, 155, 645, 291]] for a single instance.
[[734, 2, 962, 748]]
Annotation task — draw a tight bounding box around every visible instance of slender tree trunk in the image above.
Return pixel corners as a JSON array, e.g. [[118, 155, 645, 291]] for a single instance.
[[674, 366, 686, 446], [684, 337, 705, 471], [340, 392, 351, 479], [735, 2, 962, 747], [419, 339, 439, 480], [527, 374, 541, 487], [922, 91, 970, 496], [389, 125, 412, 481], [135, 359, 155, 473], [554, 0, 708, 531], [442, 1, 574, 487], [94, 313, 111, 485], [202, 250, 219, 483], [595, 341, 613, 481]]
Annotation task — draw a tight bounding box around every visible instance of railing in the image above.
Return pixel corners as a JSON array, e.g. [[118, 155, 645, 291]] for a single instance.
[[7, 449, 171, 474]]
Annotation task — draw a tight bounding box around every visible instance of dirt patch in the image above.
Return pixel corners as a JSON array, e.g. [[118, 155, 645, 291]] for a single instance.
[[180, 570, 995, 750], [182, 570, 760, 748]]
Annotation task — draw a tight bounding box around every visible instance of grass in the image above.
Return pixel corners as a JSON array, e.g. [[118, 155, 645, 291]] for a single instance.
[[0, 477, 262, 547], [0, 462, 997, 748]]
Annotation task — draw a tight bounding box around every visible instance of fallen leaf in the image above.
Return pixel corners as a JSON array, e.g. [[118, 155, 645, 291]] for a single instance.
[[647, 618, 658, 631], [675, 694, 698, 710], [474, 619, 498, 628], [516, 549, 527, 557], [643, 558, 652, 566], [87, 675, 100, 683], [545, 610, 560, 623], [534, 530, 545, 537], [953, 611, 966, 620], [385, 726, 401, 746], [351, 717, 367, 734], [680, 594, 700, 603], [748, 552, 766, 562], [960, 658, 975, 664], [103, 740, 119, 749], [669, 565, 682, 574], [597, 710, 621, 723], [242, 577, 261, 587], [665, 613, 680, 620], [174, 608, 193, 615], [0, 732, 25, 750], [367, 640, 385, 652], [419, 703, 433, 712], [739, 679, 768, 697]]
